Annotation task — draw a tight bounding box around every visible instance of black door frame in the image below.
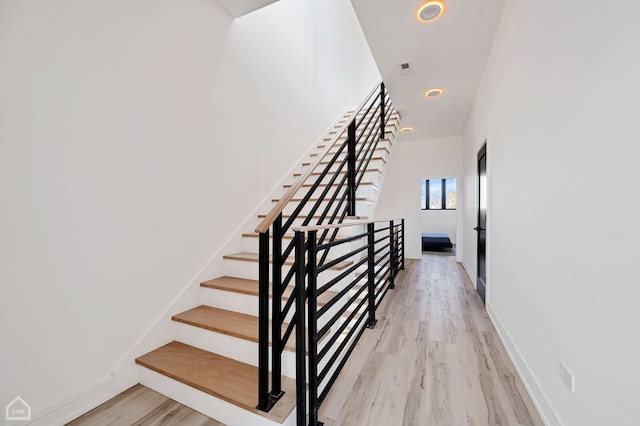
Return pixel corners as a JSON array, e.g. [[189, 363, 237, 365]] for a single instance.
[[476, 142, 487, 303]]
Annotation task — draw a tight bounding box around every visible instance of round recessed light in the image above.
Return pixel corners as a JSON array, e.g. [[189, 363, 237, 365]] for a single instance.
[[416, 1, 446, 23], [424, 88, 444, 98], [400, 126, 415, 133]]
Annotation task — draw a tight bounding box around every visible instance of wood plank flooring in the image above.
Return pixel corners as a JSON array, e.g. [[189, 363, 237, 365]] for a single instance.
[[67, 384, 223, 426], [318, 254, 544, 426], [68, 254, 542, 426]]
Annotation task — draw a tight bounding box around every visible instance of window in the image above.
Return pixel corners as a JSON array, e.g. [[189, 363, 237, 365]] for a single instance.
[[422, 178, 457, 210]]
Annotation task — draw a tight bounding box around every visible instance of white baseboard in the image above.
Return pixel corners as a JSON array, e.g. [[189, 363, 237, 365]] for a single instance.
[[486, 303, 564, 426], [18, 375, 115, 426]]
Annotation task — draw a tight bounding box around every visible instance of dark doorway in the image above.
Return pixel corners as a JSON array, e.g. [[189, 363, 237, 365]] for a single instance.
[[475, 142, 487, 303]]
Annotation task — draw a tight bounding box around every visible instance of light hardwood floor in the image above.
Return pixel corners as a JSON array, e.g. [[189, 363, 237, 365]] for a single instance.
[[318, 254, 544, 426], [69, 254, 543, 426], [67, 384, 224, 426]]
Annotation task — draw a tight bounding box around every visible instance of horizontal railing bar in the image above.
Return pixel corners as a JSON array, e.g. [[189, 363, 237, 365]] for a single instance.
[[317, 270, 368, 322], [292, 218, 402, 232], [317, 286, 369, 359], [317, 307, 369, 383], [374, 244, 390, 258], [375, 286, 391, 309], [374, 253, 390, 268], [256, 82, 382, 233], [318, 310, 369, 405], [317, 256, 368, 294], [317, 244, 367, 274], [316, 232, 367, 251], [374, 235, 388, 245], [374, 270, 388, 288], [317, 286, 368, 345]]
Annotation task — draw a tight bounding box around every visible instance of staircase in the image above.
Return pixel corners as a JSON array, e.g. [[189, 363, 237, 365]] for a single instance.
[[135, 83, 400, 426]]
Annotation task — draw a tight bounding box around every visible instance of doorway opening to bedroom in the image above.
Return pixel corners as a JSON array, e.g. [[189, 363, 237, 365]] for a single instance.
[[421, 177, 457, 255]]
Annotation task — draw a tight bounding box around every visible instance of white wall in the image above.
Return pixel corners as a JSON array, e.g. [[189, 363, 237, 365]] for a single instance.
[[0, 0, 380, 423], [461, 1, 640, 425], [374, 135, 462, 260], [421, 209, 457, 243]]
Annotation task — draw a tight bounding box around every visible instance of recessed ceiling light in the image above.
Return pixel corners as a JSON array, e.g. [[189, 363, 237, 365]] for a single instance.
[[424, 88, 444, 98], [400, 126, 414, 133], [416, 1, 446, 23]]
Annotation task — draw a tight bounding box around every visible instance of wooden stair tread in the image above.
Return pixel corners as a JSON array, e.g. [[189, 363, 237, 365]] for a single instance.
[[173, 306, 261, 344], [282, 181, 375, 189], [256, 213, 367, 220], [135, 341, 296, 423], [271, 197, 369, 203], [302, 156, 386, 167], [327, 124, 396, 135], [293, 169, 381, 177], [241, 232, 349, 241], [201, 276, 260, 295], [173, 305, 336, 352], [223, 252, 354, 271]]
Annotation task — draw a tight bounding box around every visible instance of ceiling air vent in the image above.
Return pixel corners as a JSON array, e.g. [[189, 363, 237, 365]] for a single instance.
[[400, 62, 412, 75]]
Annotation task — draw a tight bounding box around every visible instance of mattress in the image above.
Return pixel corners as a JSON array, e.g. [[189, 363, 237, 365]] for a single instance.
[[421, 233, 453, 251]]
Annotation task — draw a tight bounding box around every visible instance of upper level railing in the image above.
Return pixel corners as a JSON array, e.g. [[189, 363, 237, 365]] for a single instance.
[[294, 219, 405, 426], [254, 82, 396, 418]]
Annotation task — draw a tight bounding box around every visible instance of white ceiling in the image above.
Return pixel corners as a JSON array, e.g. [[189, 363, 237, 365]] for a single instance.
[[351, 0, 506, 141]]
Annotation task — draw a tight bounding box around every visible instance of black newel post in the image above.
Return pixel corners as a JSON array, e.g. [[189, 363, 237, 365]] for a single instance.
[[347, 121, 357, 216], [366, 222, 377, 328], [380, 82, 386, 140], [294, 231, 307, 426], [257, 230, 270, 410]]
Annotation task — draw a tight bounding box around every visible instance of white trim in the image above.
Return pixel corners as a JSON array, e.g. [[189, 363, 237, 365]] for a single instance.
[[23, 375, 114, 426], [486, 303, 564, 426]]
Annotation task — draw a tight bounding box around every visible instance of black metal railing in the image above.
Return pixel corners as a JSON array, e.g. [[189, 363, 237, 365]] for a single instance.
[[253, 82, 397, 422], [295, 219, 405, 425]]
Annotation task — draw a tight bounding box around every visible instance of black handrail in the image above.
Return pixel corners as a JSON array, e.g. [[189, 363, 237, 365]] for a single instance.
[[255, 83, 397, 419]]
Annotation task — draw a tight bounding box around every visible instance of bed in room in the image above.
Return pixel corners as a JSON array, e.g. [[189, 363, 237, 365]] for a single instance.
[[421, 233, 453, 251]]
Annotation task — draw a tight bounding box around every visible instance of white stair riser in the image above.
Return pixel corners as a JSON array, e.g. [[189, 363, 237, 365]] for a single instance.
[[223, 259, 350, 286], [198, 287, 258, 317], [223, 258, 361, 288], [197, 287, 347, 336], [138, 368, 296, 426], [312, 150, 389, 166], [172, 322, 299, 379]]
